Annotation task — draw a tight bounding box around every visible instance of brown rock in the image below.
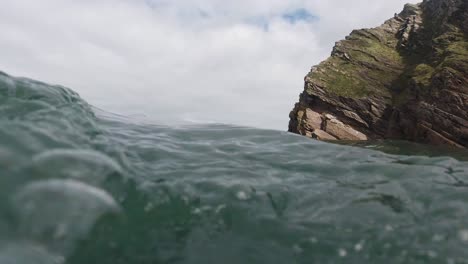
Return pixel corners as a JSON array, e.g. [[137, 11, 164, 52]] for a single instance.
[[304, 109, 323, 130], [323, 114, 368, 141], [311, 129, 338, 141]]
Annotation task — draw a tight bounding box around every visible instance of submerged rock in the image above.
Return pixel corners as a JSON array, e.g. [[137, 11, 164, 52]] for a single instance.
[[289, 0, 468, 148]]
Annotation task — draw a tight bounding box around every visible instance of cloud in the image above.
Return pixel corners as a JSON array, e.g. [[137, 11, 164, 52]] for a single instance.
[[0, 0, 420, 129]]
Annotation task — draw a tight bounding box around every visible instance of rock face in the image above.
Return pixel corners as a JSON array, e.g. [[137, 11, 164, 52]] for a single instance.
[[289, 0, 468, 148]]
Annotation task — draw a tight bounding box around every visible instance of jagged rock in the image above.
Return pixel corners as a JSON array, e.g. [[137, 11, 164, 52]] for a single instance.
[[323, 114, 368, 140], [289, 0, 468, 148], [312, 129, 338, 141], [294, 108, 323, 136], [303, 109, 323, 130]]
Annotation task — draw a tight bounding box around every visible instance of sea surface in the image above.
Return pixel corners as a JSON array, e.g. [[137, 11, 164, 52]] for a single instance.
[[1, 71, 468, 264]]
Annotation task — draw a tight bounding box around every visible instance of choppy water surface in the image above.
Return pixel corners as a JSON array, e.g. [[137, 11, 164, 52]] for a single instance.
[[1, 71, 468, 264]]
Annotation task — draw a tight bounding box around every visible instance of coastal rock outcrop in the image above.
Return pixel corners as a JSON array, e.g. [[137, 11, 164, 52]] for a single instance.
[[289, 0, 468, 148]]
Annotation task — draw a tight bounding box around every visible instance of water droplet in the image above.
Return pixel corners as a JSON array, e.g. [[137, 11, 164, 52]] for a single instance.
[[215, 204, 226, 214], [144, 202, 154, 212], [200, 205, 212, 212], [427, 250, 438, 258], [181, 196, 190, 204], [192, 206, 211, 215], [31, 149, 122, 185], [338, 248, 347, 257], [293, 244, 303, 254], [459, 229, 468, 242], [354, 242, 364, 252], [309, 237, 318, 244], [53, 223, 67, 240], [12, 179, 120, 254], [236, 191, 249, 200], [432, 234, 444, 242]]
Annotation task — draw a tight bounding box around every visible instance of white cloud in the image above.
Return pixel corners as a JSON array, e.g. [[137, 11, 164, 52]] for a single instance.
[[0, 0, 420, 129]]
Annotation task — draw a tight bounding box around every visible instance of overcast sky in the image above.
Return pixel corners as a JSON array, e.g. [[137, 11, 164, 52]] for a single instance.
[[0, 0, 419, 130]]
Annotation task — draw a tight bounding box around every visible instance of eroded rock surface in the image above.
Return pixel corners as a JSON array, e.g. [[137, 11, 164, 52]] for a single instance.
[[289, 0, 468, 148]]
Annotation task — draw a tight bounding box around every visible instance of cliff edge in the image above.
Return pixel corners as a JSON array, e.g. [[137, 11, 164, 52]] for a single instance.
[[289, 0, 468, 148]]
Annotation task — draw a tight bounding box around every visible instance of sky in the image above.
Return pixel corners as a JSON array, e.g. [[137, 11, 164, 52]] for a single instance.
[[0, 0, 419, 130]]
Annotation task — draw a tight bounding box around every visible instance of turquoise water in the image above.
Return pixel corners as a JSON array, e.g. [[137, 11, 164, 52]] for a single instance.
[[1, 71, 468, 264]]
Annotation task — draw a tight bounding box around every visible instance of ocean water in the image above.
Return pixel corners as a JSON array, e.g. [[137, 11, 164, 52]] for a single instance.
[[1, 71, 468, 264]]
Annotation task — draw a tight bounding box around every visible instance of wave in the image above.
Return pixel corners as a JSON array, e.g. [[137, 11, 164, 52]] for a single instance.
[[1, 72, 468, 263]]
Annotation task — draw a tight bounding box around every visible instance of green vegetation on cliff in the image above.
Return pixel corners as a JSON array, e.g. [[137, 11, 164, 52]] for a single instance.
[[305, 1, 468, 102], [306, 27, 404, 99]]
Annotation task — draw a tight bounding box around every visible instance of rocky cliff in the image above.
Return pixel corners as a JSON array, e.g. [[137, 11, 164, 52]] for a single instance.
[[289, 0, 468, 148]]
